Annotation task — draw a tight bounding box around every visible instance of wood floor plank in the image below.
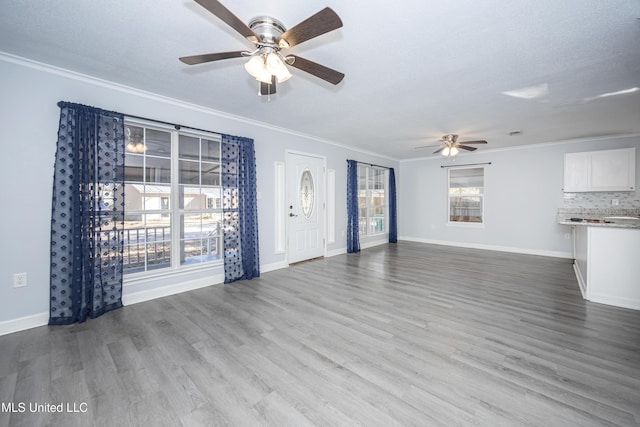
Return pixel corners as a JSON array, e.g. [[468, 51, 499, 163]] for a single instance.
[[252, 391, 316, 427], [180, 356, 269, 426], [0, 373, 17, 427], [3, 241, 640, 426]]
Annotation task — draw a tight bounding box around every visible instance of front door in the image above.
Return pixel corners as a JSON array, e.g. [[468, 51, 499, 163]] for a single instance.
[[286, 152, 325, 264]]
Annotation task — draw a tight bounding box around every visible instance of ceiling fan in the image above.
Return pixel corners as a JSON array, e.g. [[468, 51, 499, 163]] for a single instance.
[[179, 0, 345, 96], [416, 134, 488, 156]]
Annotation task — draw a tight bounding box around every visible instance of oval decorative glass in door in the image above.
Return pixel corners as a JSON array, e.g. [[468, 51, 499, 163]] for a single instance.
[[300, 168, 315, 219]]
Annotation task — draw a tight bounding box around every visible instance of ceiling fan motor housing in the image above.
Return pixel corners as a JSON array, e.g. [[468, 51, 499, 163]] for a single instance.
[[248, 16, 286, 45], [442, 134, 458, 144]]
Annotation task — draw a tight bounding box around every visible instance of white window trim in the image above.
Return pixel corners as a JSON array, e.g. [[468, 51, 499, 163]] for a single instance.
[[446, 165, 486, 228], [123, 260, 222, 287], [358, 164, 388, 238], [446, 221, 485, 229], [123, 120, 224, 282]]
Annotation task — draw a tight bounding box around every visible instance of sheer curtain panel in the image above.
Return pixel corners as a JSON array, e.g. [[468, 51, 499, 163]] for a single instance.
[[389, 167, 398, 243], [49, 102, 125, 325], [221, 134, 260, 283], [346, 159, 360, 253]]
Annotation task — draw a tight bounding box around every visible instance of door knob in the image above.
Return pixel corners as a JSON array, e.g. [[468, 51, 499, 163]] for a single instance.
[[289, 213, 298, 217]]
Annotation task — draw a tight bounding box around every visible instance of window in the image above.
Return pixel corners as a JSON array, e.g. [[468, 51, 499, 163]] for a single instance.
[[358, 165, 387, 236], [448, 167, 484, 224], [123, 123, 222, 274]]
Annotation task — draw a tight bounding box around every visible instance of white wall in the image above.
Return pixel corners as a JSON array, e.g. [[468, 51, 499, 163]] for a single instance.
[[398, 135, 640, 257], [0, 56, 397, 327]]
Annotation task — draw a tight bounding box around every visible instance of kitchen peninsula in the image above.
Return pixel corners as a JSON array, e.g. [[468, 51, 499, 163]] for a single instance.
[[558, 208, 640, 310]]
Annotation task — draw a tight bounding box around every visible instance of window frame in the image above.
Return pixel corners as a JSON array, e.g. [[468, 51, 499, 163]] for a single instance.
[[122, 119, 224, 281], [447, 165, 485, 227], [357, 164, 388, 237]]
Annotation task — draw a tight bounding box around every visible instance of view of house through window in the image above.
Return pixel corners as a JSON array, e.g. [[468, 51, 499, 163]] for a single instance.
[[358, 165, 387, 236], [123, 123, 222, 274], [448, 166, 484, 223]]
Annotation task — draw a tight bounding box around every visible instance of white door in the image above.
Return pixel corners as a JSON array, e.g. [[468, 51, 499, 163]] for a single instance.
[[286, 152, 325, 264]]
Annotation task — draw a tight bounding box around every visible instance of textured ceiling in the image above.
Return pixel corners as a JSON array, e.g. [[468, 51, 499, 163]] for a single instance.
[[1, 0, 639, 159]]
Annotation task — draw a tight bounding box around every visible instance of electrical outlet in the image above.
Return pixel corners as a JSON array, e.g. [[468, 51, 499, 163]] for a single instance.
[[13, 273, 27, 288], [611, 199, 619, 206]]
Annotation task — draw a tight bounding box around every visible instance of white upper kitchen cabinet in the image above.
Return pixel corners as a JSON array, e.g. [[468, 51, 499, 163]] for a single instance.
[[564, 147, 636, 192], [563, 151, 589, 192]]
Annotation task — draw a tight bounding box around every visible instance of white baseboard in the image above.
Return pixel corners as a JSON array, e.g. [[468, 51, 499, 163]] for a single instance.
[[326, 247, 347, 258], [588, 293, 640, 311], [325, 240, 387, 257], [0, 312, 49, 337], [262, 247, 353, 270], [360, 238, 389, 250], [399, 236, 573, 259], [261, 261, 289, 274], [573, 263, 587, 299]]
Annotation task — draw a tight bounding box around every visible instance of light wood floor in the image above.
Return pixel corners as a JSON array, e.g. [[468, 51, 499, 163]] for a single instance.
[[2, 242, 640, 426]]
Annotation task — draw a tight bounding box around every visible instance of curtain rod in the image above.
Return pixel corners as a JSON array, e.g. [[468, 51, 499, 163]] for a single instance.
[[56, 101, 220, 135], [347, 159, 392, 170], [440, 162, 492, 168], [125, 113, 219, 135]]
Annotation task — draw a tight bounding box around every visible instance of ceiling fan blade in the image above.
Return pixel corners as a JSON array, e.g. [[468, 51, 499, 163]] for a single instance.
[[277, 7, 342, 49], [287, 55, 344, 85], [179, 51, 247, 65], [414, 144, 441, 150], [458, 140, 488, 145], [433, 147, 445, 154], [194, 0, 258, 42], [259, 76, 277, 96], [458, 145, 478, 151]]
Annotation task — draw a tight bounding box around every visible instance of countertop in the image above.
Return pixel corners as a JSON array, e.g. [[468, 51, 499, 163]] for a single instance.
[[557, 208, 640, 229]]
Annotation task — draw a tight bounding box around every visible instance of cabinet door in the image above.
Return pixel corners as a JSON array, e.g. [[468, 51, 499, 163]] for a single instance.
[[589, 147, 635, 191], [564, 152, 589, 192]]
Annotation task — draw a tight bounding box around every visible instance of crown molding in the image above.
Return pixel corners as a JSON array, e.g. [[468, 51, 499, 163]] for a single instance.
[[0, 51, 398, 163]]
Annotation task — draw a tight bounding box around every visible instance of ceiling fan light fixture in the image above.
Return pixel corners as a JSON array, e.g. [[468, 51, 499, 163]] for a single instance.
[[246, 51, 291, 84], [244, 55, 265, 79], [256, 67, 273, 84], [266, 52, 284, 73], [441, 146, 459, 157], [275, 66, 292, 83], [266, 52, 292, 83]]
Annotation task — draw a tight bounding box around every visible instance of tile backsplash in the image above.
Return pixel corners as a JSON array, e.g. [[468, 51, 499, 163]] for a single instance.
[[563, 191, 640, 209]]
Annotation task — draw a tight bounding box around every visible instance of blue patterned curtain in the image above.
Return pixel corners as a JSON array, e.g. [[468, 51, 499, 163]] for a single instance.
[[389, 168, 398, 243], [346, 159, 360, 253], [221, 134, 260, 283], [49, 102, 125, 325]]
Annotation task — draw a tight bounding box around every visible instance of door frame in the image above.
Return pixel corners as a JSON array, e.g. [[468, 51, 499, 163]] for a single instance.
[[285, 150, 327, 264]]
